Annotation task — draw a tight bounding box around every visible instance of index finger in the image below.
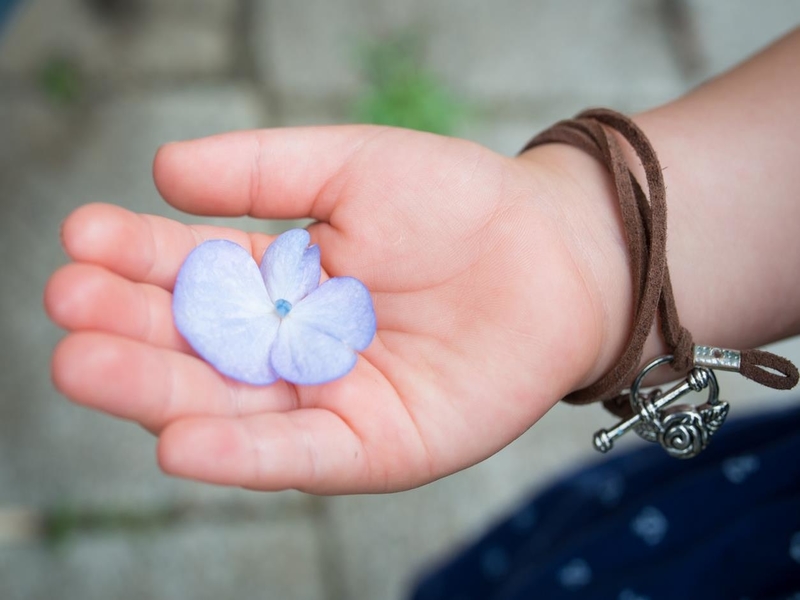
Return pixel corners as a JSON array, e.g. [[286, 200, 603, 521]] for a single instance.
[[153, 125, 390, 223]]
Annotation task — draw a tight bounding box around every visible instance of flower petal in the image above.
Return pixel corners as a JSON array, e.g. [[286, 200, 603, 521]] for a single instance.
[[269, 277, 377, 385], [270, 320, 358, 385], [173, 240, 279, 385], [290, 277, 376, 351], [259, 229, 320, 305]]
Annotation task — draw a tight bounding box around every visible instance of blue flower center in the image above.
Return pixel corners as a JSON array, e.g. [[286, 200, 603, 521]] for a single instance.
[[275, 298, 292, 318]]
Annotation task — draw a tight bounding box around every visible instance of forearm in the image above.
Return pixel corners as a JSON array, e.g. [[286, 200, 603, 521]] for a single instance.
[[638, 27, 800, 353], [523, 28, 800, 390]]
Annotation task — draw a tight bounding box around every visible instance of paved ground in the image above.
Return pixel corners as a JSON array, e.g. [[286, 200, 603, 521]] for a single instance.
[[1, 1, 799, 599]]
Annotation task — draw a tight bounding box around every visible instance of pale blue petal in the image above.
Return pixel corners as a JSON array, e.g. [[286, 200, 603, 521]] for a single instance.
[[259, 229, 321, 305], [269, 277, 376, 385], [173, 240, 280, 385], [270, 320, 358, 385], [289, 277, 376, 350]]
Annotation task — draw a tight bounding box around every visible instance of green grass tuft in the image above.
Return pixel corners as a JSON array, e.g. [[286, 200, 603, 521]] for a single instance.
[[353, 30, 463, 135]]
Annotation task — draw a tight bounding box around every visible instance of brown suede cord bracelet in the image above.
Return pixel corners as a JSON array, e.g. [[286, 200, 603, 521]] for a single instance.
[[520, 108, 799, 420]]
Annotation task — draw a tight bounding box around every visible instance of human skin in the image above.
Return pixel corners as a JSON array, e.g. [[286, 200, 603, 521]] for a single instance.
[[45, 28, 800, 493]]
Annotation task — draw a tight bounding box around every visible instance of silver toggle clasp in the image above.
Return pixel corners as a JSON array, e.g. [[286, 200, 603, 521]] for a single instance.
[[593, 355, 730, 459]]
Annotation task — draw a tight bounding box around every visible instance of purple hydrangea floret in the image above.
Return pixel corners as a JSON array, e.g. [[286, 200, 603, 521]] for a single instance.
[[172, 229, 376, 386]]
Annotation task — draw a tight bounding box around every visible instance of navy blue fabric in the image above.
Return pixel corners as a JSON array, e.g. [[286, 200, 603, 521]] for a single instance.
[[411, 402, 800, 600]]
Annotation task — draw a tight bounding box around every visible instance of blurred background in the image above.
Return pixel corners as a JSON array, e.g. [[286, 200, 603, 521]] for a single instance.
[[1, 1, 799, 599]]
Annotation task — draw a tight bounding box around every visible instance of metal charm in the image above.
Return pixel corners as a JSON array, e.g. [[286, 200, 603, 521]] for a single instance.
[[693, 345, 741, 372], [593, 355, 730, 459]]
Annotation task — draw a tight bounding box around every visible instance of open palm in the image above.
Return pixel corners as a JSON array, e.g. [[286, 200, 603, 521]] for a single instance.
[[46, 126, 613, 493]]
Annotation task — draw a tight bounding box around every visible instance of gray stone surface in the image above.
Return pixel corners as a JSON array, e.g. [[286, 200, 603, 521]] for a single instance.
[[426, 0, 682, 107], [253, 0, 367, 101], [0, 516, 326, 600], [257, 0, 686, 114], [0, 0, 238, 81]]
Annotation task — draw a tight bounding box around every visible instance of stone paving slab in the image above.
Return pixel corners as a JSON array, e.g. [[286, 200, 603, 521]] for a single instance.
[[0, 0, 238, 81], [0, 516, 326, 600], [253, 0, 367, 102], [256, 0, 685, 110], [425, 0, 683, 104]]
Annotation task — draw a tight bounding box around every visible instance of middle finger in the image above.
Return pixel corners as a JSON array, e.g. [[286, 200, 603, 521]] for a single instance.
[[46, 262, 193, 354]]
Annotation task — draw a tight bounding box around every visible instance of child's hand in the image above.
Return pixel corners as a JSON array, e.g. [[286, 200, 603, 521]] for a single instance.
[[45, 126, 624, 493]]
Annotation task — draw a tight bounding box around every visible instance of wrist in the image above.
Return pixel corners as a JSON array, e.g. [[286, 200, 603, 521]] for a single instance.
[[517, 104, 800, 397], [515, 140, 666, 393]]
